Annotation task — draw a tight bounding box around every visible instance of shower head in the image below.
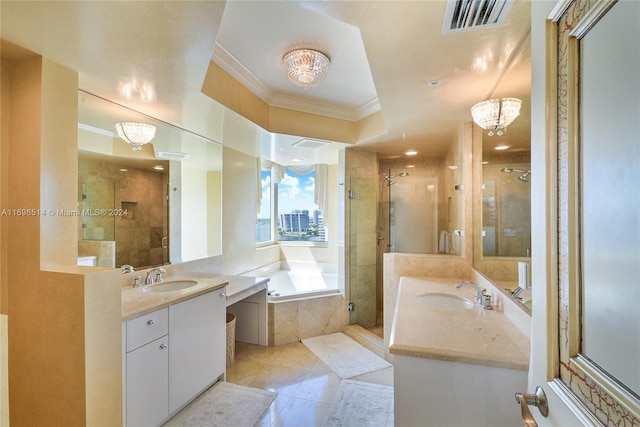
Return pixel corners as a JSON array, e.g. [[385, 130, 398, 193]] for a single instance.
[[501, 167, 531, 183], [383, 171, 409, 186]]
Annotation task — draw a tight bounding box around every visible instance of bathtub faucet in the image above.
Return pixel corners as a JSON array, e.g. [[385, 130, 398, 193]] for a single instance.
[[455, 281, 492, 310]]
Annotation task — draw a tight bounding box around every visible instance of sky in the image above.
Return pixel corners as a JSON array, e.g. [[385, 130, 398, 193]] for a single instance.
[[258, 169, 318, 219]]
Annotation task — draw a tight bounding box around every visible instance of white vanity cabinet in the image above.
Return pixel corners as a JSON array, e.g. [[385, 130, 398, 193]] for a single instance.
[[124, 308, 169, 427], [123, 287, 226, 426], [168, 290, 226, 413]]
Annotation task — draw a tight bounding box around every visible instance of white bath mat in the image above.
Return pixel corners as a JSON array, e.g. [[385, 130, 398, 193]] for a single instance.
[[302, 332, 392, 378], [323, 379, 394, 427], [162, 381, 276, 427]]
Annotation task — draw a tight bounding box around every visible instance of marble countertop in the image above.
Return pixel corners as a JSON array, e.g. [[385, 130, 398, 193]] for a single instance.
[[389, 276, 530, 371], [121, 276, 228, 321], [121, 274, 271, 321]]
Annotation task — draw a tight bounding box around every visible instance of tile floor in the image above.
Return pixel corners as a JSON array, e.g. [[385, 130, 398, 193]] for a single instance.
[[226, 341, 394, 426]]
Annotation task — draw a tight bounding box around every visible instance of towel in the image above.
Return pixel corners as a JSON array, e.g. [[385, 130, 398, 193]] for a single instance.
[[438, 230, 450, 254]]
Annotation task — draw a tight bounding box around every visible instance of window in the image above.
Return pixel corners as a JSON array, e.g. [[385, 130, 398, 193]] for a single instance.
[[277, 168, 327, 243]]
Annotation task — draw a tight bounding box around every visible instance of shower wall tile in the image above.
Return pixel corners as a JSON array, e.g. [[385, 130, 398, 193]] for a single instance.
[[354, 199, 377, 233], [356, 233, 377, 265]]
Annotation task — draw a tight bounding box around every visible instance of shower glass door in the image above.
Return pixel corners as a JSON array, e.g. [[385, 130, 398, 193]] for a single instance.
[[388, 175, 439, 253], [347, 176, 378, 328]]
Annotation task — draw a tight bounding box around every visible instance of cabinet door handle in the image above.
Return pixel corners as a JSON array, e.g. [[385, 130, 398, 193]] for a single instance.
[[159, 343, 167, 350], [147, 319, 156, 325]]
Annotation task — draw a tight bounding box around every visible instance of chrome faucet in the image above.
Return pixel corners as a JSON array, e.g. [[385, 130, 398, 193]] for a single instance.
[[145, 267, 167, 285], [455, 281, 492, 310], [121, 264, 135, 274]]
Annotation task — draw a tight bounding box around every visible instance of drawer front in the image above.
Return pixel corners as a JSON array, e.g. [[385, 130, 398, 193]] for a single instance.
[[126, 308, 169, 352]]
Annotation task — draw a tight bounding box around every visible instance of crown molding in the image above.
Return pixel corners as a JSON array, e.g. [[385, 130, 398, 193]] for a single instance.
[[211, 41, 381, 122]]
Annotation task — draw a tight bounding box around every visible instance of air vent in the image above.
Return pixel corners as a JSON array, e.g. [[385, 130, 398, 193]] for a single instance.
[[291, 138, 330, 150], [442, 0, 515, 34]]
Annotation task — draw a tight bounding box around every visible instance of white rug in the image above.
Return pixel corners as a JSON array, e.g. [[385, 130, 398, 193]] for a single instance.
[[302, 332, 392, 378], [163, 381, 276, 427], [323, 379, 394, 427]]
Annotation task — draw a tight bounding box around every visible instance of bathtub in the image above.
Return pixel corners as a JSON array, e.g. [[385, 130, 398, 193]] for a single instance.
[[245, 261, 340, 301], [265, 270, 339, 300], [244, 261, 343, 345]]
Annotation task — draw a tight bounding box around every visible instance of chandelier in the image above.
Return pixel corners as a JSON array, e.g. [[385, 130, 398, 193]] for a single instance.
[[115, 122, 156, 150], [282, 48, 330, 89], [470, 98, 522, 136]]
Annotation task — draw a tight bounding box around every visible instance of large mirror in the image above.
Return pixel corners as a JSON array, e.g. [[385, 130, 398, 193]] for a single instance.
[[473, 37, 532, 312], [77, 91, 222, 270]]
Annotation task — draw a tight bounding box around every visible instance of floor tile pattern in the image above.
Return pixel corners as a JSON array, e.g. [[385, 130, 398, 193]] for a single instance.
[[226, 341, 393, 426]]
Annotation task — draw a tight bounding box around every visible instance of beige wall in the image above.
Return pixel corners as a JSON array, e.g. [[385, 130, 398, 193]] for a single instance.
[[2, 52, 122, 426]]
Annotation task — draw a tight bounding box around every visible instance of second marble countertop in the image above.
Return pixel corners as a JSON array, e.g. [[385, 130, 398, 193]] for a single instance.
[[389, 276, 530, 371]]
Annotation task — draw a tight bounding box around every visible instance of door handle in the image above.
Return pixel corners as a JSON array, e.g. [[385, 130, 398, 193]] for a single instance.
[[515, 386, 548, 427]]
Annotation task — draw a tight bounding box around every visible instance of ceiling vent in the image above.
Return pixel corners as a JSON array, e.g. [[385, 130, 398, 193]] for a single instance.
[[291, 138, 330, 150], [442, 0, 515, 34]]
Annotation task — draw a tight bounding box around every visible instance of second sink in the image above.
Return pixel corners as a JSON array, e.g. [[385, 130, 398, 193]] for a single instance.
[[416, 292, 474, 311]]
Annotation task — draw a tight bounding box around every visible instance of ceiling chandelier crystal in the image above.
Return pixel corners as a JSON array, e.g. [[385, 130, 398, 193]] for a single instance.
[[470, 98, 522, 136], [282, 48, 330, 89], [115, 122, 156, 150]]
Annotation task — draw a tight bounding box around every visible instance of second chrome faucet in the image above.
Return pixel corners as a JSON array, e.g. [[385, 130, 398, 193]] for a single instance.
[[455, 281, 493, 310]]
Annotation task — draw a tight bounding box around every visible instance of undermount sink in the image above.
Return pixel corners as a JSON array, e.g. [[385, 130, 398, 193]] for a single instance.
[[416, 292, 475, 311], [143, 280, 198, 293]]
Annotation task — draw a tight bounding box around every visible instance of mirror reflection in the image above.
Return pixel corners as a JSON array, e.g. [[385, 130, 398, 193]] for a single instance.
[[77, 91, 222, 270], [78, 153, 170, 269], [481, 153, 531, 258], [472, 37, 532, 312]]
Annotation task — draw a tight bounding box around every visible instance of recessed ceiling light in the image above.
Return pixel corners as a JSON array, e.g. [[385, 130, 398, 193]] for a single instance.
[[494, 144, 511, 151], [406, 164, 416, 168], [153, 165, 164, 170], [119, 168, 128, 172], [291, 158, 302, 163], [427, 80, 440, 88], [482, 161, 489, 165], [448, 165, 458, 170], [405, 150, 418, 156]]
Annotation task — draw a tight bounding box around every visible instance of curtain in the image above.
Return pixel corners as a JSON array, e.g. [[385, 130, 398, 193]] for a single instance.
[[314, 164, 328, 214], [288, 164, 328, 213], [256, 158, 329, 216], [256, 158, 286, 216]]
